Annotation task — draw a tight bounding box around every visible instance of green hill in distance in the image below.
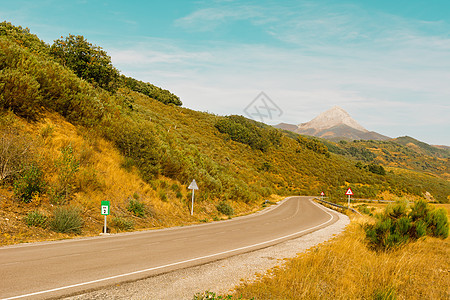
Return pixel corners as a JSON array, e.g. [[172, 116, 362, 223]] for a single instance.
[[0, 21, 448, 243]]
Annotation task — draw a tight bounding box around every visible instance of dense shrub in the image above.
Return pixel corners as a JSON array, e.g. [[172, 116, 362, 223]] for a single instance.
[[0, 68, 43, 119], [216, 201, 234, 216], [296, 135, 330, 157], [127, 198, 145, 217], [215, 115, 281, 152], [50, 206, 83, 234], [120, 75, 182, 106], [0, 21, 49, 54], [365, 200, 449, 250], [425, 208, 449, 238], [13, 163, 45, 203], [356, 162, 386, 175]]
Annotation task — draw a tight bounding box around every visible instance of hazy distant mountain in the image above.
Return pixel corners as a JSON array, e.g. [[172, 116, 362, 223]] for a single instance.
[[275, 106, 390, 141]]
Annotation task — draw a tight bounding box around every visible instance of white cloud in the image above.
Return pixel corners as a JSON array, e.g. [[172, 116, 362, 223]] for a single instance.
[[174, 4, 268, 31]]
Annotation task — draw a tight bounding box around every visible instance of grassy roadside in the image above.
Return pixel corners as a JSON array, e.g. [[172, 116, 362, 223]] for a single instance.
[[204, 205, 449, 300]]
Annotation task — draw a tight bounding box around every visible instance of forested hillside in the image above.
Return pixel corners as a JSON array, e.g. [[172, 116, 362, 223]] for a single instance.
[[0, 22, 448, 244]]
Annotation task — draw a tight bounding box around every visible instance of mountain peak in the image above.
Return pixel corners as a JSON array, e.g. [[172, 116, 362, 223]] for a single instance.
[[298, 106, 368, 133]]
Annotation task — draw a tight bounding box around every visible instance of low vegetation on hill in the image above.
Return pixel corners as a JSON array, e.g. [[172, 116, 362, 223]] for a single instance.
[[0, 22, 449, 244], [322, 138, 449, 181]]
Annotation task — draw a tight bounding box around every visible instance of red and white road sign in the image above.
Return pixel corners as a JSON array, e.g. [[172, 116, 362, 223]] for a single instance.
[[345, 188, 353, 195], [320, 191, 325, 196]]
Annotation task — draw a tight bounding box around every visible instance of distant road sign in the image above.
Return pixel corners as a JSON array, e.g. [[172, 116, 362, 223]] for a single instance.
[[320, 191, 325, 196], [188, 179, 198, 190], [345, 188, 353, 196]]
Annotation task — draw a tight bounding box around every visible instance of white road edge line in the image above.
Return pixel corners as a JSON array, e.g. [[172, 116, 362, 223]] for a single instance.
[[4, 198, 335, 300]]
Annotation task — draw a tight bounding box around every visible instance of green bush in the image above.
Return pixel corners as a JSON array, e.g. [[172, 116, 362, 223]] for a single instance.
[[372, 286, 397, 300], [127, 198, 145, 217], [13, 163, 45, 203], [159, 190, 168, 202], [111, 217, 134, 231], [355, 204, 371, 215], [24, 210, 47, 228], [365, 200, 449, 250], [50, 206, 83, 234], [427, 208, 449, 238], [216, 201, 234, 216], [171, 183, 180, 192]]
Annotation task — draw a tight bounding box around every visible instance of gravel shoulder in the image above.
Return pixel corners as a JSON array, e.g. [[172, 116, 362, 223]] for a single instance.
[[65, 205, 349, 300]]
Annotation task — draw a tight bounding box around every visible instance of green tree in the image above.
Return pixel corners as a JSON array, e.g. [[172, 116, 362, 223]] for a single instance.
[[50, 34, 119, 91]]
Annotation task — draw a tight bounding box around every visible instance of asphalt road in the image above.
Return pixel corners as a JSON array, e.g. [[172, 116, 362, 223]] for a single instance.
[[0, 196, 338, 299]]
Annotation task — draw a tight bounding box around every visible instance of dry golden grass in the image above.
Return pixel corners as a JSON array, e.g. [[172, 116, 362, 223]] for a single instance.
[[232, 215, 450, 300]]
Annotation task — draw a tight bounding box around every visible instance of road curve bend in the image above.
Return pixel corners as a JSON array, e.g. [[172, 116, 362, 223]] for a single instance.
[[0, 196, 339, 299]]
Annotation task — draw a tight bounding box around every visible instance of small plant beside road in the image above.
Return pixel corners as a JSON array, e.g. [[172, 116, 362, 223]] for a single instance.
[[127, 198, 145, 217], [111, 217, 134, 231], [24, 210, 48, 228], [50, 206, 84, 234], [193, 291, 250, 300]]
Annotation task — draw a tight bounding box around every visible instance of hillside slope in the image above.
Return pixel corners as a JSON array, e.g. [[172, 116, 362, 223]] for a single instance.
[[0, 22, 449, 244]]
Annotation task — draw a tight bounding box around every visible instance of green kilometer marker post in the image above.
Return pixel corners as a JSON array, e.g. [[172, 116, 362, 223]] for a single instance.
[[101, 201, 110, 234]]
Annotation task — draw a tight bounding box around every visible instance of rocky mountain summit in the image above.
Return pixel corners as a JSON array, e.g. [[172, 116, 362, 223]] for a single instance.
[[275, 106, 390, 141], [298, 106, 367, 133]]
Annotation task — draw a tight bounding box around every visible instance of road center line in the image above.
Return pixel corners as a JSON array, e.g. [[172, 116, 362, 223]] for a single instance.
[[5, 198, 335, 300]]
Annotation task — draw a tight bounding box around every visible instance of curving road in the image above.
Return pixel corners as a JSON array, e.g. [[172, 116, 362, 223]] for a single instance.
[[0, 196, 339, 299]]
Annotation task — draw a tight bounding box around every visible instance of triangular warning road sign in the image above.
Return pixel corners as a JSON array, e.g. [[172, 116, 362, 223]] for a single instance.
[[320, 191, 325, 196], [345, 188, 353, 195], [188, 179, 198, 190]]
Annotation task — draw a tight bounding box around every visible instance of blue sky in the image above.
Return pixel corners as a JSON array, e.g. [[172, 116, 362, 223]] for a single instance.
[[2, 0, 449, 145]]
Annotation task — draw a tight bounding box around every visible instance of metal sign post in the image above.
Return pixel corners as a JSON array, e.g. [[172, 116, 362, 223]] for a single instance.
[[188, 179, 199, 216], [101, 201, 110, 234], [345, 188, 353, 208]]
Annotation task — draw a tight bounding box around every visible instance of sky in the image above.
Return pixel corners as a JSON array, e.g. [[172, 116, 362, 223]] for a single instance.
[[2, 0, 449, 145]]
